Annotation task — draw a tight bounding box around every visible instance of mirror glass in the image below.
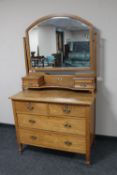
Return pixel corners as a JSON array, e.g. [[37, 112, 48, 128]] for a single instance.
[[28, 17, 90, 68]]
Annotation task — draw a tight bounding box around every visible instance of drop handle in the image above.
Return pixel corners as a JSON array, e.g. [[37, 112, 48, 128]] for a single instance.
[[26, 103, 34, 111], [30, 136, 37, 140], [64, 123, 72, 128], [64, 141, 72, 146], [29, 119, 36, 124]]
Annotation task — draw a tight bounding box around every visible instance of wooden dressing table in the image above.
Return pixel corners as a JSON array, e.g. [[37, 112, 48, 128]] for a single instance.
[[10, 14, 96, 164]]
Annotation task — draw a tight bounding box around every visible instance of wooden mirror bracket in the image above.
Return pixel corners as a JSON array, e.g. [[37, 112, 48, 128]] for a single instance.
[[22, 15, 97, 93]]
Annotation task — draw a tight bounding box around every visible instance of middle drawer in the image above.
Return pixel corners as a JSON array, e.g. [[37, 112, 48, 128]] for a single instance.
[[17, 114, 86, 135]]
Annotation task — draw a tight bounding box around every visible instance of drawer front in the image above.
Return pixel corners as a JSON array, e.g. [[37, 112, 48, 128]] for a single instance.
[[49, 104, 85, 117], [74, 79, 94, 89], [44, 75, 74, 87], [17, 114, 86, 135], [19, 129, 86, 153], [23, 81, 39, 88], [15, 101, 48, 115]]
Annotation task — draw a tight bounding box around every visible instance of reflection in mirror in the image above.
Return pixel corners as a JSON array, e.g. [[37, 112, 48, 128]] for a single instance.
[[28, 17, 90, 68]]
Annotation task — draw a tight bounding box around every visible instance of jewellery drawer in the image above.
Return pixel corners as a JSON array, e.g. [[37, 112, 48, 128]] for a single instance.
[[74, 79, 95, 89], [19, 129, 86, 153], [22, 75, 44, 89], [17, 114, 86, 135], [14, 101, 48, 115], [44, 75, 74, 87], [49, 104, 85, 117]]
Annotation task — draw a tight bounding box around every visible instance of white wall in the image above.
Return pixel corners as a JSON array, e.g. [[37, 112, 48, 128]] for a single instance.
[[29, 26, 57, 56], [0, 0, 117, 136], [38, 26, 56, 56], [29, 28, 39, 56], [71, 31, 90, 42], [64, 30, 72, 44]]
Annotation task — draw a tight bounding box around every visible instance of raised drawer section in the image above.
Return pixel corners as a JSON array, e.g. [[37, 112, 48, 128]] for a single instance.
[[17, 114, 86, 135], [14, 101, 48, 115], [19, 129, 86, 153], [49, 104, 85, 117]]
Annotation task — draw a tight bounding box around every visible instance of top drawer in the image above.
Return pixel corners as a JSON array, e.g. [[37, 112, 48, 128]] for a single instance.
[[14, 101, 48, 115], [49, 104, 85, 117]]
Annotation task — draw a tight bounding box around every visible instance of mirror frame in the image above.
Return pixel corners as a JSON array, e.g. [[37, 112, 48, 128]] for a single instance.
[[24, 14, 95, 73]]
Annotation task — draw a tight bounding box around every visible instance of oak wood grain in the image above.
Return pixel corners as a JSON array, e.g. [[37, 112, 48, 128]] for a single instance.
[[19, 128, 86, 153], [10, 90, 95, 105], [17, 114, 86, 135]]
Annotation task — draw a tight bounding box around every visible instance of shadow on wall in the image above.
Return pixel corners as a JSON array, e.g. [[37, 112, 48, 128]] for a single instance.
[[95, 28, 117, 136]]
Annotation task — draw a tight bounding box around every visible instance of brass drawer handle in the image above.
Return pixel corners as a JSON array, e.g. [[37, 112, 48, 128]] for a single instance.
[[29, 119, 36, 124], [64, 141, 72, 146], [30, 136, 37, 140], [64, 123, 71, 128], [27, 103, 34, 111]]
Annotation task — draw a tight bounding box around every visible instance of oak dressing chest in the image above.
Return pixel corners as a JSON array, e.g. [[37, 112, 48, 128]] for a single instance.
[[10, 14, 96, 164]]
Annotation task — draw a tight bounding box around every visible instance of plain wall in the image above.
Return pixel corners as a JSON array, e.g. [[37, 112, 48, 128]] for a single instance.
[[29, 28, 39, 55], [38, 26, 56, 56], [0, 0, 117, 136]]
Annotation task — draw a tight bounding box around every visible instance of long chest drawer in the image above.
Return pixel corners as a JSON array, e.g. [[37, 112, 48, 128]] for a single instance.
[[14, 101, 48, 115], [19, 129, 86, 153], [49, 104, 86, 117], [17, 114, 86, 135]]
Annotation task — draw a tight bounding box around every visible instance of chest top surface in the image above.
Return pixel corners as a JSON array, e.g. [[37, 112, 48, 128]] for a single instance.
[[10, 89, 95, 105]]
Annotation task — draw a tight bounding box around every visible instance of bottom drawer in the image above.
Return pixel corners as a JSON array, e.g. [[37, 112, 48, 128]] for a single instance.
[[19, 129, 86, 153]]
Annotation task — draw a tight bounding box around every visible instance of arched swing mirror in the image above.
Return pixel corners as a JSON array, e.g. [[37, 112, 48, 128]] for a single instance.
[[25, 15, 95, 72]]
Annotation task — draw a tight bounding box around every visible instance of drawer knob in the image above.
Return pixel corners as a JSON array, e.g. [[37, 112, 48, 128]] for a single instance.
[[57, 77, 62, 81], [29, 119, 36, 124], [27, 103, 34, 111], [64, 141, 72, 146], [64, 123, 71, 128], [30, 136, 37, 140]]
